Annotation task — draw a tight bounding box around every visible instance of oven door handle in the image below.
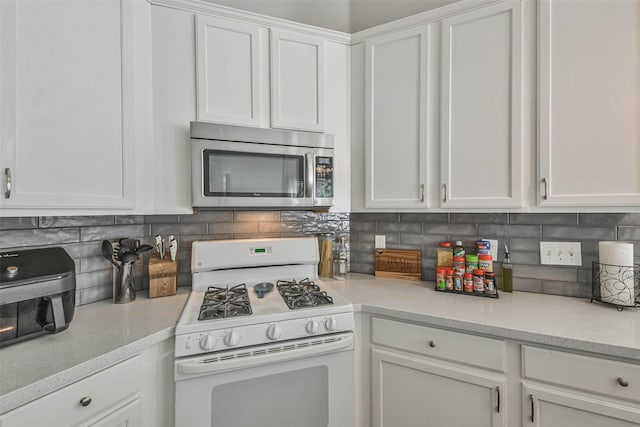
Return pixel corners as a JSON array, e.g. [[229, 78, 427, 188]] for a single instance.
[[176, 333, 353, 378]]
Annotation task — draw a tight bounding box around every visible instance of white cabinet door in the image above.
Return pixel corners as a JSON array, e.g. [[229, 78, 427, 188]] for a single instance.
[[88, 398, 142, 427], [538, 0, 640, 206], [364, 26, 429, 208], [0, 0, 134, 209], [524, 384, 640, 427], [270, 28, 325, 131], [195, 16, 269, 127], [372, 348, 505, 427], [440, 1, 523, 208]]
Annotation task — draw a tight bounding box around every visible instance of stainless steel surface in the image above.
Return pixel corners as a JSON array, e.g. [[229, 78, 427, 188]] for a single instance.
[[305, 152, 314, 198], [4, 168, 11, 199], [191, 122, 334, 149]]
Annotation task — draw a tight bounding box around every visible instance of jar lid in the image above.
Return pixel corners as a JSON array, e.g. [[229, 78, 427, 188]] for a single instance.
[[478, 254, 493, 260], [473, 268, 485, 275], [438, 242, 452, 248], [485, 272, 496, 277], [453, 256, 465, 262], [466, 255, 479, 261], [463, 273, 473, 278]]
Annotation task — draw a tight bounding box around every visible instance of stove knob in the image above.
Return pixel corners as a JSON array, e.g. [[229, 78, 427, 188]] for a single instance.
[[266, 324, 282, 340], [325, 317, 338, 331], [199, 333, 216, 351], [224, 331, 240, 347], [306, 319, 319, 334]]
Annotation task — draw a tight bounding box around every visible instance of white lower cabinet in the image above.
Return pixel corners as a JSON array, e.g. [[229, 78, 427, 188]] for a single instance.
[[523, 384, 640, 427], [372, 348, 506, 427], [1, 356, 142, 427], [370, 317, 506, 427]]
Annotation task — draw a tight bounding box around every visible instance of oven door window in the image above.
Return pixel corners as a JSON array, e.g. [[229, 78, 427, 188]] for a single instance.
[[203, 150, 305, 198], [211, 366, 328, 427]]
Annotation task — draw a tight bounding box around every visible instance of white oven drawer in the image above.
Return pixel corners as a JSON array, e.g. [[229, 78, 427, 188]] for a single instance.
[[372, 317, 506, 372]]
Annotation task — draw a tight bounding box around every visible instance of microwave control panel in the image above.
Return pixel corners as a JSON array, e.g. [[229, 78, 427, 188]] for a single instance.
[[315, 157, 333, 199]]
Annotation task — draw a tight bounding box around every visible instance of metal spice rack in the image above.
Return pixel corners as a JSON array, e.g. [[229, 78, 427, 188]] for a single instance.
[[591, 262, 640, 311], [434, 286, 499, 299]]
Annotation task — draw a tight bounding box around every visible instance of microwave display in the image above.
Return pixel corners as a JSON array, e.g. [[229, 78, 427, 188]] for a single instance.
[[315, 157, 333, 199], [203, 150, 305, 198]]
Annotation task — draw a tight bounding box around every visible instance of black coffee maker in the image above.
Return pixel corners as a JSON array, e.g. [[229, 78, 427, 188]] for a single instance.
[[0, 247, 76, 347]]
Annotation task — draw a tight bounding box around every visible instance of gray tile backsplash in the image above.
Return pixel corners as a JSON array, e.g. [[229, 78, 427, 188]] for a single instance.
[[350, 212, 640, 299], [1, 211, 350, 306]]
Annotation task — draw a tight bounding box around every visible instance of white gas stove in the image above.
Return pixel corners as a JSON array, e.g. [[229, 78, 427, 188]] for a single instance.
[[174, 237, 355, 357]]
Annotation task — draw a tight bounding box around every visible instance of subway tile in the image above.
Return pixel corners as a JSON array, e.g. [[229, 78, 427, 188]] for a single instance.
[[619, 214, 640, 226], [180, 211, 233, 223], [0, 217, 38, 230], [351, 213, 399, 222], [510, 213, 577, 225], [399, 213, 448, 223], [78, 285, 112, 306], [177, 273, 192, 287], [507, 238, 540, 252], [207, 222, 259, 234], [80, 225, 146, 242], [144, 215, 179, 224], [421, 268, 435, 282], [617, 226, 640, 241], [234, 232, 283, 239], [352, 252, 375, 264], [303, 221, 349, 234], [0, 228, 80, 249], [259, 222, 304, 233], [354, 232, 375, 242], [280, 211, 325, 222], [351, 241, 375, 253], [80, 256, 113, 273], [578, 213, 627, 227], [512, 278, 543, 293], [578, 268, 595, 285], [350, 262, 374, 275], [115, 215, 145, 225], [542, 281, 590, 298], [234, 211, 280, 222], [179, 234, 234, 248], [39, 216, 114, 228], [579, 240, 600, 255], [513, 265, 577, 282], [377, 222, 421, 234], [478, 224, 541, 238], [542, 225, 614, 240], [451, 213, 508, 224], [422, 257, 437, 269], [400, 233, 448, 246], [59, 242, 104, 258], [350, 221, 375, 232], [424, 223, 476, 236], [510, 252, 540, 266], [76, 269, 113, 290], [382, 244, 421, 252], [151, 223, 207, 236]]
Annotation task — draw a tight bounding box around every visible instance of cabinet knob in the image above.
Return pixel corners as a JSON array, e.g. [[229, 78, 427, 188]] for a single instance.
[[428, 340, 436, 348], [617, 377, 629, 387], [79, 396, 92, 407]]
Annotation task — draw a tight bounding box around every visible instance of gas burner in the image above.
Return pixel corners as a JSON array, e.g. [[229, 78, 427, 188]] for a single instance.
[[276, 278, 334, 310], [198, 284, 252, 320]]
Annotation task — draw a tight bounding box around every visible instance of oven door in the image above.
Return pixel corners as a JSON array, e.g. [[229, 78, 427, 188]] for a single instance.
[[175, 332, 354, 427], [191, 138, 315, 208]]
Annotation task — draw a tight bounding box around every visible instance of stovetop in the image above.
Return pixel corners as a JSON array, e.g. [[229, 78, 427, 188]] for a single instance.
[[198, 284, 253, 321], [276, 278, 334, 310]]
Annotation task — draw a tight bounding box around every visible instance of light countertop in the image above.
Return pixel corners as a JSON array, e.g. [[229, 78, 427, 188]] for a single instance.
[[2, 274, 639, 415], [326, 273, 640, 361]]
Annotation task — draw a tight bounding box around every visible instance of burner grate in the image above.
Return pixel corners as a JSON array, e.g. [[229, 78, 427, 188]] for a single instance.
[[276, 278, 334, 310], [198, 283, 252, 320]]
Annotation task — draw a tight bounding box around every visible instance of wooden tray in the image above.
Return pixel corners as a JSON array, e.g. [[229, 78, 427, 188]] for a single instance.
[[375, 249, 422, 281]]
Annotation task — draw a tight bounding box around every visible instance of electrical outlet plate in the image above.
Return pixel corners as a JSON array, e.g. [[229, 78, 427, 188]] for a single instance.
[[375, 235, 386, 249], [540, 241, 582, 266]]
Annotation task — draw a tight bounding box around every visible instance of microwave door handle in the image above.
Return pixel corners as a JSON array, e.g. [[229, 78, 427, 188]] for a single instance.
[[305, 152, 314, 199]]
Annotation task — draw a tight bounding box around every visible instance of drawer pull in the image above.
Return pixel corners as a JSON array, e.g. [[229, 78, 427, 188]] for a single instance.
[[617, 377, 629, 387], [496, 386, 500, 413], [428, 340, 436, 348], [79, 397, 92, 407], [529, 394, 535, 423]]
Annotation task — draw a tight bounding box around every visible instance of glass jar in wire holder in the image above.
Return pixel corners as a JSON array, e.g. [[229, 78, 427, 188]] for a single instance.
[[591, 262, 640, 311]]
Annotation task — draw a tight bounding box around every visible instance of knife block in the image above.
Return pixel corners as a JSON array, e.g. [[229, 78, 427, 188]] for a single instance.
[[148, 255, 177, 298]]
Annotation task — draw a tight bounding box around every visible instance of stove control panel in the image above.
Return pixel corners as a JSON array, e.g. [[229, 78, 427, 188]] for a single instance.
[[174, 312, 355, 357]]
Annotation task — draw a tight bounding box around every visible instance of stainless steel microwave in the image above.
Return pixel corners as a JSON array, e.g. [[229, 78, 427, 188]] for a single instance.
[[191, 122, 334, 209]]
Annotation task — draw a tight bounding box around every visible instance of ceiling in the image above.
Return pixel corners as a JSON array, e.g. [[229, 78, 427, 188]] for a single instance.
[[207, 0, 462, 33]]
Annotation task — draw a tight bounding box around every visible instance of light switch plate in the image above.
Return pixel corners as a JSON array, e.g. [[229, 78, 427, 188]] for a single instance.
[[375, 235, 386, 249], [540, 241, 582, 266]]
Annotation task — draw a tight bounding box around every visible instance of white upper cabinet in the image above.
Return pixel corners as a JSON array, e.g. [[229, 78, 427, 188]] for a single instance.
[[0, 0, 135, 209], [364, 26, 430, 208], [195, 16, 269, 127], [440, 0, 523, 208], [270, 29, 325, 132], [538, 0, 640, 206]]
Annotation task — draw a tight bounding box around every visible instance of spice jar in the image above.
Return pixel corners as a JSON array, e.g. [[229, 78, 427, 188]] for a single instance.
[[333, 236, 347, 280], [473, 268, 485, 293], [465, 254, 479, 274], [478, 254, 493, 273], [437, 242, 453, 267], [318, 233, 333, 277], [445, 268, 454, 290], [436, 267, 446, 290], [484, 272, 496, 295], [463, 273, 474, 293]]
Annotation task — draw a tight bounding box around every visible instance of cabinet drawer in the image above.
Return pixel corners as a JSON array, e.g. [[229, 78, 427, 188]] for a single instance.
[[522, 346, 640, 403], [371, 317, 506, 372], [2, 356, 141, 426]]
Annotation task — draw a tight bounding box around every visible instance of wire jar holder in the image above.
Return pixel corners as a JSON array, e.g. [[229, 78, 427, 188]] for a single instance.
[[591, 262, 640, 311]]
